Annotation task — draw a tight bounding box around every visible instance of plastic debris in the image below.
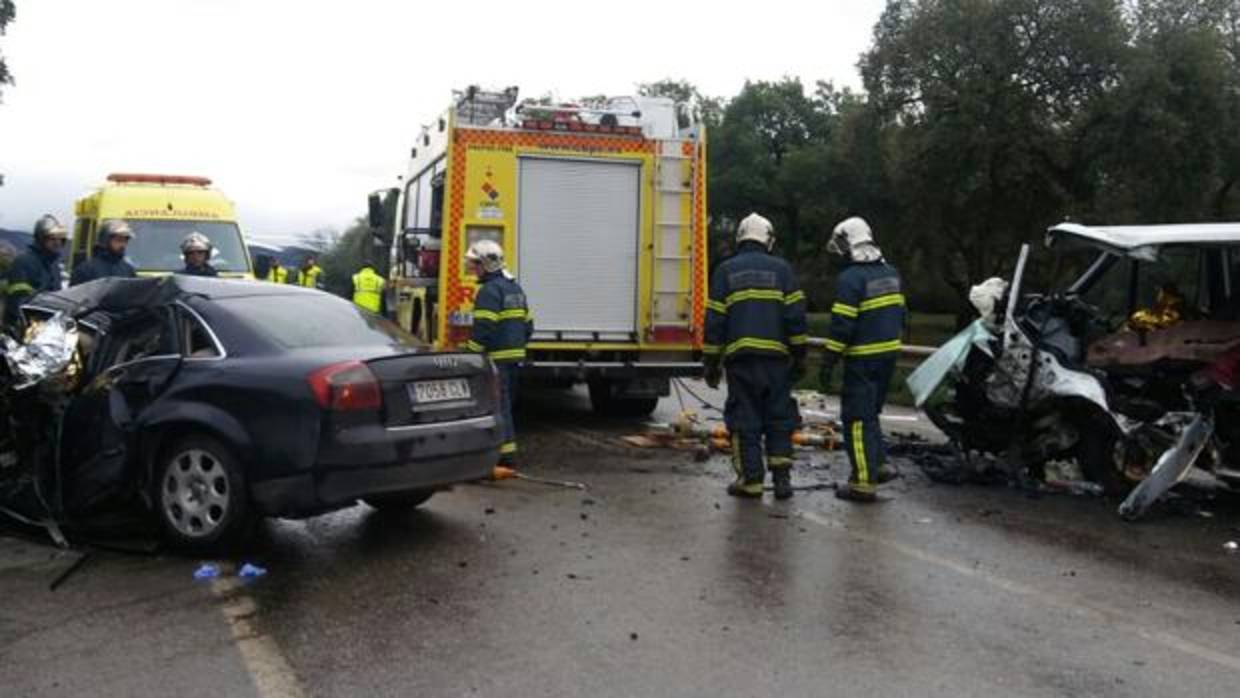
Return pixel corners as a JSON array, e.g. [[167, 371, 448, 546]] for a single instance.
[[1045, 480, 1105, 497], [1224, 541, 1239, 554], [238, 562, 268, 579], [193, 563, 220, 580]]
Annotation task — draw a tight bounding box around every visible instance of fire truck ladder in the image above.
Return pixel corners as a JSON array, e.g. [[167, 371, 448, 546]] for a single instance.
[[650, 140, 695, 341]]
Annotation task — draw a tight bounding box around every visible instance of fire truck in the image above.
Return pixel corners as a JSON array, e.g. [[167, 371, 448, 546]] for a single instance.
[[370, 86, 708, 416]]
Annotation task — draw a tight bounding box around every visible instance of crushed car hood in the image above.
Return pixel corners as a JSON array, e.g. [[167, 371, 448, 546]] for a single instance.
[[1046, 222, 1240, 261]]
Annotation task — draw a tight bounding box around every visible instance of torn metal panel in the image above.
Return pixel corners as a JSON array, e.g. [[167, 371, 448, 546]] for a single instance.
[[1119, 413, 1214, 520], [984, 324, 1111, 415], [1087, 322, 1240, 368]]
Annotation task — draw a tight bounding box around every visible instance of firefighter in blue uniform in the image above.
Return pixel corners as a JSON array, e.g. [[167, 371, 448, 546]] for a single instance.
[[704, 213, 808, 500], [4, 215, 67, 330], [462, 240, 533, 470], [820, 216, 906, 503]]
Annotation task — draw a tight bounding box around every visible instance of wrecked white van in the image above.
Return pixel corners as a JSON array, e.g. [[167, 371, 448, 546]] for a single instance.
[[909, 222, 1240, 518]]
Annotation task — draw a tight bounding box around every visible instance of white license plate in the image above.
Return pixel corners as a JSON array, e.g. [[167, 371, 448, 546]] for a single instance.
[[410, 378, 472, 405]]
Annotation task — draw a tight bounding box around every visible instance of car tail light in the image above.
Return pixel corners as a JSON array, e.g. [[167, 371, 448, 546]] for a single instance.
[[308, 361, 382, 411]]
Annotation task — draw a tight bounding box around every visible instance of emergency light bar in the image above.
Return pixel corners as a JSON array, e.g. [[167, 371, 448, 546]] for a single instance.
[[520, 120, 644, 136], [106, 173, 213, 186]]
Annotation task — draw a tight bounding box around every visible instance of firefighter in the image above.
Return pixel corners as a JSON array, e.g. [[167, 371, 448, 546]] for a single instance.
[[71, 219, 137, 285], [265, 258, 289, 284], [178, 232, 218, 277], [351, 260, 385, 313], [704, 213, 808, 500], [4, 215, 68, 329], [819, 216, 906, 503], [299, 255, 323, 289], [462, 240, 532, 469]]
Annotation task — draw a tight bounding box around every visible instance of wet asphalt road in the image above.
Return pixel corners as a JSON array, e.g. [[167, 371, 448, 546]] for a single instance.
[[4, 383, 1240, 697]]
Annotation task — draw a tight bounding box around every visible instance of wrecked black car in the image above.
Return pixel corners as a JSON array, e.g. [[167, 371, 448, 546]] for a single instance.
[[909, 223, 1240, 518], [0, 276, 502, 550]]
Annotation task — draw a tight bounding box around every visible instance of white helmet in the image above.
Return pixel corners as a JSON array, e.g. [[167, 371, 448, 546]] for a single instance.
[[736, 213, 774, 250], [465, 239, 505, 274], [181, 231, 212, 254], [828, 216, 883, 263], [99, 219, 135, 241]]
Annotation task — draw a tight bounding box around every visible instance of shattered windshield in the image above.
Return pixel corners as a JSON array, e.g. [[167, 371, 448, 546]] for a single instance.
[[120, 220, 252, 273], [216, 295, 420, 350]]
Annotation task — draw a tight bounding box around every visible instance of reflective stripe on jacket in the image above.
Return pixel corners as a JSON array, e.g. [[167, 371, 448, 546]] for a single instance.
[[703, 242, 808, 362], [825, 261, 906, 359], [463, 271, 533, 363]]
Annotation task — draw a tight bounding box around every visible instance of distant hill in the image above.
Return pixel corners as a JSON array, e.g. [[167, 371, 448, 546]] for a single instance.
[[0, 228, 31, 263]]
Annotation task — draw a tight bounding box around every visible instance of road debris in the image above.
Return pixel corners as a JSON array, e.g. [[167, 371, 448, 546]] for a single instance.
[[629, 408, 839, 455], [47, 551, 90, 592], [1225, 541, 1239, 554], [238, 562, 268, 579], [193, 563, 221, 581]]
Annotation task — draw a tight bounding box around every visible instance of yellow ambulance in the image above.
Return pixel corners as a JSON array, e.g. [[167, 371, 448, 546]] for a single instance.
[[71, 173, 255, 278]]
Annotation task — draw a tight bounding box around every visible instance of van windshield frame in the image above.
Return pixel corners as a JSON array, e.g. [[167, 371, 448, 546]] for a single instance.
[[117, 219, 252, 273]]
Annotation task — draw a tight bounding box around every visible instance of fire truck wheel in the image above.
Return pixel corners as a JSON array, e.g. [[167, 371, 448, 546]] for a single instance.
[[588, 379, 659, 418]]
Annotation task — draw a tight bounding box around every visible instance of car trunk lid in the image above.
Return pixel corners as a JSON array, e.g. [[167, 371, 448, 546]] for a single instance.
[[365, 352, 495, 426]]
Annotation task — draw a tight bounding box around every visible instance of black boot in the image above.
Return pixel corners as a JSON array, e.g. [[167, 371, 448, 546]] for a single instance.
[[771, 468, 794, 500], [727, 477, 764, 498], [835, 483, 878, 503]]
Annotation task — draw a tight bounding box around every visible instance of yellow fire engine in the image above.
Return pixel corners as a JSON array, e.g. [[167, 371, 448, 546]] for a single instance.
[[371, 86, 708, 415]]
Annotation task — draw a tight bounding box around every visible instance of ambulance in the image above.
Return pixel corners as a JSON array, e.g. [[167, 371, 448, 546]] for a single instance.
[[71, 173, 255, 278], [372, 87, 708, 416]]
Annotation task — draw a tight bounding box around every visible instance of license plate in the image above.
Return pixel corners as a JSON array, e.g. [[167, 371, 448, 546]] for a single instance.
[[409, 378, 471, 405]]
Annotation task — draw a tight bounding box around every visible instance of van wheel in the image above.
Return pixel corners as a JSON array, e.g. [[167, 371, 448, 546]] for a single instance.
[[153, 434, 252, 552], [363, 489, 435, 510], [588, 379, 659, 418]]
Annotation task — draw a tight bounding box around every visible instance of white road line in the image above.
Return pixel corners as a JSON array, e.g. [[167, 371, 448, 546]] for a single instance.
[[795, 508, 1240, 674], [210, 577, 304, 698]]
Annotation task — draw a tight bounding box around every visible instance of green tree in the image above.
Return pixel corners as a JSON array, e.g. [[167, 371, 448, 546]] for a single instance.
[[860, 0, 1129, 316], [708, 78, 840, 263], [0, 1, 13, 99], [1089, 0, 1240, 221], [319, 217, 374, 298]]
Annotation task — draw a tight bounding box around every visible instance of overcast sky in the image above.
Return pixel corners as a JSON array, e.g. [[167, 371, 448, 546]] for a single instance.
[[0, 0, 887, 245]]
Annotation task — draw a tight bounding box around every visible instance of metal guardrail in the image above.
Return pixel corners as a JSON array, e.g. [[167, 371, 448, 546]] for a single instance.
[[805, 336, 938, 358]]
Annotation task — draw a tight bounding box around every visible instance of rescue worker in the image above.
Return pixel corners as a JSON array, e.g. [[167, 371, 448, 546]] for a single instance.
[[351, 260, 385, 313], [819, 216, 906, 503], [178, 231, 218, 277], [4, 214, 67, 329], [299, 255, 323, 289], [461, 240, 532, 469], [265, 258, 289, 284], [70, 219, 137, 285], [704, 213, 808, 500]]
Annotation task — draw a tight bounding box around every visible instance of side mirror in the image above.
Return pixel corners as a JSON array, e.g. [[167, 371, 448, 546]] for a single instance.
[[367, 192, 385, 230]]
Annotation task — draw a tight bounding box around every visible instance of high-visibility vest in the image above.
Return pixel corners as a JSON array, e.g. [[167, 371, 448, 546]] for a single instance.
[[299, 265, 322, 288], [352, 267, 385, 312], [266, 266, 288, 284]]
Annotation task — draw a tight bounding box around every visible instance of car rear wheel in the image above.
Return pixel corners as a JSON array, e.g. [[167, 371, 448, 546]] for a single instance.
[[154, 434, 251, 552], [363, 489, 436, 510]]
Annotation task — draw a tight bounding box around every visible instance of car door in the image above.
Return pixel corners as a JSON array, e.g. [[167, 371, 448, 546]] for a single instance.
[[60, 307, 183, 512]]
